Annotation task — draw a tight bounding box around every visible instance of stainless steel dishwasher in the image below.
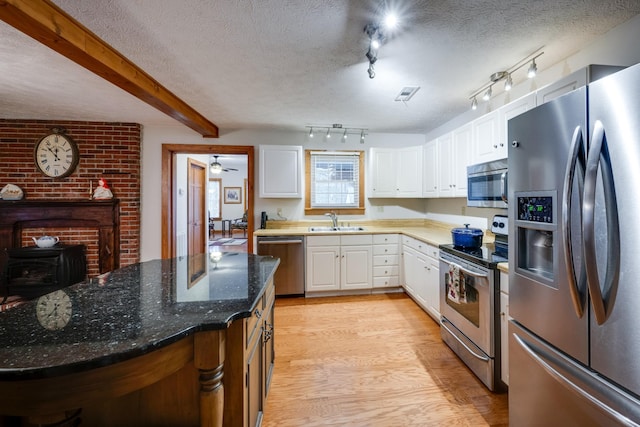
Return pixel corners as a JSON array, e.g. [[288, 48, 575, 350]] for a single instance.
[[256, 236, 305, 296]]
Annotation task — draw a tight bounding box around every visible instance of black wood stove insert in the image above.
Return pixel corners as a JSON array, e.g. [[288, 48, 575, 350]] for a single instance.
[[1, 245, 86, 302]]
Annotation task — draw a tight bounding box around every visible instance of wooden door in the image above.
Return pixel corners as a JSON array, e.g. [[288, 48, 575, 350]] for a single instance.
[[188, 158, 206, 284]]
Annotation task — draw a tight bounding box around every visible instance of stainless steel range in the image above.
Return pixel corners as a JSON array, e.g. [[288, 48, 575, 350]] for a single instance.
[[439, 215, 507, 392]]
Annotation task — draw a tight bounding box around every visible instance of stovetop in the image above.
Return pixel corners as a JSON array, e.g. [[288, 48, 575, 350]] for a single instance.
[[440, 215, 509, 269], [439, 242, 507, 269]]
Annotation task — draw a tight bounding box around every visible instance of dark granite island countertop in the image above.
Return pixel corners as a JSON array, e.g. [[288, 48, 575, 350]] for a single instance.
[[0, 252, 280, 426]]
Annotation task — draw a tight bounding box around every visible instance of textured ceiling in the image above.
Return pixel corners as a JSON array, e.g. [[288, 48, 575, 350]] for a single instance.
[[1, 1, 639, 135]]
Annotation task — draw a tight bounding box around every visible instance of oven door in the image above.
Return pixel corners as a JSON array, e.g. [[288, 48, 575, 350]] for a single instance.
[[439, 255, 493, 356]]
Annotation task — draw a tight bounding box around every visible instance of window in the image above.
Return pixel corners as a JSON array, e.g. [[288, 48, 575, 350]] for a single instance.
[[208, 178, 222, 220], [305, 150, 365, 215]]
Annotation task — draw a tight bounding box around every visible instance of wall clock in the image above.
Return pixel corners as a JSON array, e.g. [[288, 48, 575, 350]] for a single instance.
[[34, 128, 80, 178], [36, 289, 73, 331]]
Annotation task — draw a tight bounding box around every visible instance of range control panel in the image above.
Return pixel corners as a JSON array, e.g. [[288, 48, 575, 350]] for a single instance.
[[518, 196, 553, 223], [491, 215, 508, 235]]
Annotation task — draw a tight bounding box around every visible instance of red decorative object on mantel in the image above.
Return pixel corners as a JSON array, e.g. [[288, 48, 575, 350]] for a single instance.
[[93, 178, 114, 200]]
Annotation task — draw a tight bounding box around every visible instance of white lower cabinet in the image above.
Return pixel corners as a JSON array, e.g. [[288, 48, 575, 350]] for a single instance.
[[305, 234, 372, 293], [372, 234, 400, 289], [499, 270, 510, 386], [402, 236, 440, 321]]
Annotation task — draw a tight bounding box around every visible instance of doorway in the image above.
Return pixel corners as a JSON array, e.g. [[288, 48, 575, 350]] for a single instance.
[[161, 144, 255, 258]]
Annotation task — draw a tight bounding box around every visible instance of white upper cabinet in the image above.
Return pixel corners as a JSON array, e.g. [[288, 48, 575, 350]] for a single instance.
[[451, 123, 471, 197], [436, 133, 454, 197], [499, 93, 536, 157], [437, 125, 470, 198], [536, 65, 624, 106], [422, 139, 438, 197], [369, 146, 423, 198], [396, 146, 423, 197], [472, 110, 500, 164], [259, 145, 303, 198]]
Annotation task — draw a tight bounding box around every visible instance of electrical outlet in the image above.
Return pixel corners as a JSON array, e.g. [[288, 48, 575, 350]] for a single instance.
[[277, 208, 282, 216]]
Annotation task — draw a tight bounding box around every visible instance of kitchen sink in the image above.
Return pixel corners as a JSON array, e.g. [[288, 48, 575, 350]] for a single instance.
[[308, 226, 366, 232]]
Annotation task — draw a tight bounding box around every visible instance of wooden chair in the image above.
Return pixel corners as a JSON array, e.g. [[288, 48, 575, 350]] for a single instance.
[[230, 211, 248, 237]]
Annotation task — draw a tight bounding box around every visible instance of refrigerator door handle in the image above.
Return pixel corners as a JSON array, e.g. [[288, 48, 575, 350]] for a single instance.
[[583, 120, 621, 325], [500, 171, 508, 204], [562, 126, 587, 318], [514, 331, 640, 426]]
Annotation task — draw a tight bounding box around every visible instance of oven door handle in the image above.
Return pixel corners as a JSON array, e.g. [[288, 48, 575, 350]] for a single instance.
[[439, 257, 489, 279], [441, 318, 490, 362]]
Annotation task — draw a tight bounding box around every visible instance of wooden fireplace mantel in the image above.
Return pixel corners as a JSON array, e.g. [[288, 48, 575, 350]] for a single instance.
[[0, 199, 120, 274]]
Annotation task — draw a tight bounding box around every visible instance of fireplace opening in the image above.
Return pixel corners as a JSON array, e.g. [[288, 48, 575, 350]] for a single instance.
[[1, 245, 87, 303]]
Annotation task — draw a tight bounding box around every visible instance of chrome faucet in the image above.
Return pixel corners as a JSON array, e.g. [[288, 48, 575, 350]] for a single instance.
[[325, 212, 338, 228]]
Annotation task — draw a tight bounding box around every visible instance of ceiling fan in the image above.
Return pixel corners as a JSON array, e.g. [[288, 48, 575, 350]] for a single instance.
[[210, 155, 238, 174]]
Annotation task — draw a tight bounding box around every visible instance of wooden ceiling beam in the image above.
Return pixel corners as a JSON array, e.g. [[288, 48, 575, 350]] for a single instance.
[[0, 0, 219, 138]]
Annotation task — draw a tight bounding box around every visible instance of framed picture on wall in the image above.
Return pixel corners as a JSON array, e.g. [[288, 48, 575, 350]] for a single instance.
[[224, 187, 242, 204]]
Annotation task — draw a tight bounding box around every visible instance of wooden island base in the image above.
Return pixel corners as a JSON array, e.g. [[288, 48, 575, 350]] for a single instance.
[[0, 330, 225, 427]]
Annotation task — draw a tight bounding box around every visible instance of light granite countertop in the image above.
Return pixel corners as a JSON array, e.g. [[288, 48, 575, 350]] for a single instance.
[[253, 219, 510, 273]]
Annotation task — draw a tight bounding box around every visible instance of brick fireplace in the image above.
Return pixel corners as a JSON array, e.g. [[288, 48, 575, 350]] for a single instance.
[[0, 119, 141, 278]]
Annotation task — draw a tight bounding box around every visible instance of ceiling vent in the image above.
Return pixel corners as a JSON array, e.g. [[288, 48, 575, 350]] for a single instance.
[[395, 86, 420, 102]]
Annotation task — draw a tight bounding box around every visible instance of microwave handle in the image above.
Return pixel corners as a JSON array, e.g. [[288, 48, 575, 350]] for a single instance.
[[500, 171, 508, 204]]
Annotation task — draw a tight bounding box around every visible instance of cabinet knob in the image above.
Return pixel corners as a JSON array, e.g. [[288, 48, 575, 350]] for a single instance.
[[255, 309, 262, 319], [500, 143, 504, 147], [452, 184, 456, 187], [512, 141, 520, 148], [385, 259, 388, 263], [493, 144, 498, 148]]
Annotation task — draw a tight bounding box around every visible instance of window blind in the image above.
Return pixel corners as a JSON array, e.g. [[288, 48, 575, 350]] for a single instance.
[[310, 152, 360, 208]]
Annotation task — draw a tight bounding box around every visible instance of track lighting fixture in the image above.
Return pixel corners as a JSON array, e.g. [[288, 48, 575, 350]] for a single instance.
[[468, 50, 543, 109], [305, 125, 368, 143], [363, 1, 402, 79]]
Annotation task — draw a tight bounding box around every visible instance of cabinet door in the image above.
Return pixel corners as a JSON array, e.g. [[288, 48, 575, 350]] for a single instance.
[[422, 139, 438, 197], [259, 145, 303, 198], [402, 245, 418, 296], [396, 146, 423, 197], [305, 246, 340, 292], [369, 148, 396, 197], [414, 253, 429, 307], [247, 325, 264, 427], [499, 93, 535, 160], [452, 123, 471, 197], [425, 257, 440, 321], [436, 133, 454, 197], [472, 110, 500, 164], [500, 291, 510, 386], [340, 245, 372, 290]]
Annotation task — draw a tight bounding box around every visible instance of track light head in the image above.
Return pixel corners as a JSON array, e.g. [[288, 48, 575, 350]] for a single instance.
[[309, 127, 314, 138], [528, 59, 538, 78], [368, 63, 376, 79], [482, 86, 492, 101], [504, 74, 513, 91], [326, 128, 331, 138], [342, 129, 348, 142], [360, 130, 365, 143], [471, 97, 478, 110]]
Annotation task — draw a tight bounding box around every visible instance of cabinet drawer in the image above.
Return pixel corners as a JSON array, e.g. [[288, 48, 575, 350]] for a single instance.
[[373, 234, 399, 244], [373, 244, 398, 255], [424, 244, 439, 259], [373, 276, 399, 287], [373, 265, 399, 277], [341, 234, 373, 245], [373, 254, 399, 266], [246, 298, 264, 347], [307, 235, 340, 246]]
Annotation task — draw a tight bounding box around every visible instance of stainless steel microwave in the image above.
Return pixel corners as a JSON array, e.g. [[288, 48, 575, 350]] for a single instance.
[[467, 159, 508, 208]]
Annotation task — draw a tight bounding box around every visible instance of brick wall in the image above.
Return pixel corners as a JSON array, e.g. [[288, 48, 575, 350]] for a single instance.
[[0, 119, 141, 277]]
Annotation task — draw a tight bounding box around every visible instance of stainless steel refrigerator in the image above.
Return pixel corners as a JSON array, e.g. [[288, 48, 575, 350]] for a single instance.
[[508, 63, 640, 426]]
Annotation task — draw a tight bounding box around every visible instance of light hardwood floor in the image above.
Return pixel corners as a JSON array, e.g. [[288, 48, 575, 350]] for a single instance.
[[262, 293, 508, 427]]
